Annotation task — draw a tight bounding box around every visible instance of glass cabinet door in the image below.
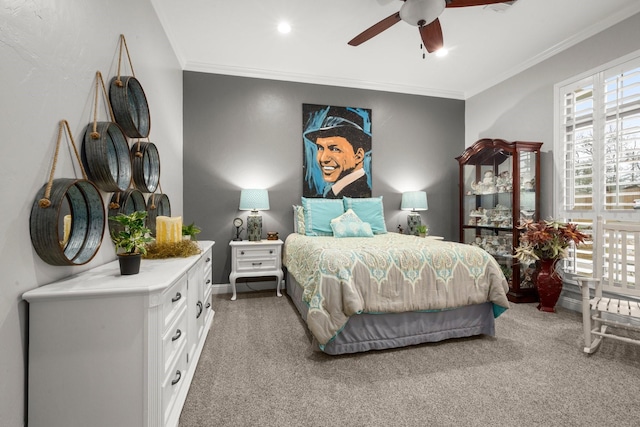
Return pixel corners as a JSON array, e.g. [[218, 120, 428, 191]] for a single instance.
[[458, 139, 542, 303]]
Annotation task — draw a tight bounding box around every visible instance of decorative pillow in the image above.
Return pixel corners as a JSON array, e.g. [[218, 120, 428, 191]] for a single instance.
[[330, 209, 374, 238], [342, 196, 387, 234], [302, 197, 345, 236], [292, 205, 305, 235]]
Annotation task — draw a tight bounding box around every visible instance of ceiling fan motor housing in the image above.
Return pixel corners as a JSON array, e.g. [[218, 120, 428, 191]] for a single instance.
[[399, 0, 446, 27]]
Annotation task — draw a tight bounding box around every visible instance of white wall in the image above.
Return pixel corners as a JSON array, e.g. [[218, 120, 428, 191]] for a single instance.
[[465, 12, 640, 218], [0, 1, 182, 425]]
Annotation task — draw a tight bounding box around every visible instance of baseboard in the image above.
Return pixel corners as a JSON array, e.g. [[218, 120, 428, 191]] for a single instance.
[[211, 280, 285, 296]]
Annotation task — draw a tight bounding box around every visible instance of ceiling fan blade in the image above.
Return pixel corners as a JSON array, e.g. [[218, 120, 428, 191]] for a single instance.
[[419, 18, 443, 53], [445, 0, 512, 7], [348, 12, 402, 46]]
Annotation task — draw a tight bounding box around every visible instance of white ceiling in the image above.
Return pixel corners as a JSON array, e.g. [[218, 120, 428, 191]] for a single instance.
[[151, 0, 640, 100]]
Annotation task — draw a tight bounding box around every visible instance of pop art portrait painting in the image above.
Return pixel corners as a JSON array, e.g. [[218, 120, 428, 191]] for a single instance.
[[302, 104, 372, 198]]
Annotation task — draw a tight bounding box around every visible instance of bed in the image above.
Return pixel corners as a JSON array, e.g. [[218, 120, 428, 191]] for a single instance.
[[283, 197, 510, 355]]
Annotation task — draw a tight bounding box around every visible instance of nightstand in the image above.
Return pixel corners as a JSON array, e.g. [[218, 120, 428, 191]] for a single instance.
[[229, 239, 284, 301]]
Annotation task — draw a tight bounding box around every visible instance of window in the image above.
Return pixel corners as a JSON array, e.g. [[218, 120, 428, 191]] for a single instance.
[[555, 50, 640, 277]]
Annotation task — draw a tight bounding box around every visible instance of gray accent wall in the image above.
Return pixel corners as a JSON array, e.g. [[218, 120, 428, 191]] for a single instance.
[[183, 72, 465, 283]]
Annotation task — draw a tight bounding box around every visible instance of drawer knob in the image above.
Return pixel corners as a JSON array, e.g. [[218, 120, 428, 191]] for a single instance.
[[252, 262, 262, 266], [171, 370, 182, 386], [196, 301, 203, 319], [171, 292, 182, 303], [269, 250, 273, 254], [240, 251, 245, 255], [206, 257, 211, 263], [206, 279, 211, 285], [171, 329, 182, 342], [206, 302, 211, 309]]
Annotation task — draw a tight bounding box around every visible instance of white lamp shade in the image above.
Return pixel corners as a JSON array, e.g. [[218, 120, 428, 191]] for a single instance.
[[401, 191, 428, 211], [239, 189, 270, 212]]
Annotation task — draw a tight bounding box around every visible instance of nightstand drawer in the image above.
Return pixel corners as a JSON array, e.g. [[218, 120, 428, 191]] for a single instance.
[[235, 247, 278, 258], [236, 258, 277, 272]]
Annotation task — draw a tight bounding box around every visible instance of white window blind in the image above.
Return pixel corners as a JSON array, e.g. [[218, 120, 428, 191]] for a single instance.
[[555, 51, 640, 277]]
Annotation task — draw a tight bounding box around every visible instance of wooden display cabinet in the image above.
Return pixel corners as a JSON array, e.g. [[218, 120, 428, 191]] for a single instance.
[[457, 139, 543, 303]]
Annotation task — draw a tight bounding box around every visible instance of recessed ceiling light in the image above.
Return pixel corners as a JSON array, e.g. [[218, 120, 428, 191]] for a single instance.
[[435, 48, 448, 58], [277, 22, 291, 34]]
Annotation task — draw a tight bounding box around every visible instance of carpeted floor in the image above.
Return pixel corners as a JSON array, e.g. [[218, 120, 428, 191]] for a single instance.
[[179, 291, 640, 427]]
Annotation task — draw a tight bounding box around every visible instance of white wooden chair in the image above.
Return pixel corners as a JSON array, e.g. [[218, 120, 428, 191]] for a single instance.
[[576, 216, 640, 354]]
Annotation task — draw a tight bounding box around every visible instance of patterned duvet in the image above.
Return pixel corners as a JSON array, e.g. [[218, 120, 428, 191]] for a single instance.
[[283, 233, 510, 346]]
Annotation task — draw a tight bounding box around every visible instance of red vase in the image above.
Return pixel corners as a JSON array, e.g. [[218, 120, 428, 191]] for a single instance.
[[534, 258, 562, 312]]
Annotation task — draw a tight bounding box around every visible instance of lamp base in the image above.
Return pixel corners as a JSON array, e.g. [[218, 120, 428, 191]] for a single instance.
[[247, 214, 262, 241], [407, 212, 421, 236]]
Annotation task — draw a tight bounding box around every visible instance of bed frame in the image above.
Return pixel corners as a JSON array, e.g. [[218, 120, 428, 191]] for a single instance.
[[286, 271, 497, 355]]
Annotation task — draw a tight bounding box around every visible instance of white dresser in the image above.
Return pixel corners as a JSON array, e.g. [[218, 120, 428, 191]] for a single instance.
[[23, 241, 215, 427]]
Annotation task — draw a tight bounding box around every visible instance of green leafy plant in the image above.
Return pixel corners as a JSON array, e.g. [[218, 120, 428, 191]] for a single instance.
[[416, 224, 428, 235], [513, 219, 589, 264], [182, 222, 202, 241], [109, 211, 153, 255]]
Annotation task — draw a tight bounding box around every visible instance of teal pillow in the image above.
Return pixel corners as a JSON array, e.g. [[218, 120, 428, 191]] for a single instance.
[[330, 209, 374, 238], [302, 197, 345, 236], [342, 196, 387, 234]]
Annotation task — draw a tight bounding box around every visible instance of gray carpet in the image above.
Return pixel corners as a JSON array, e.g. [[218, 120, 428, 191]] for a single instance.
[[179, 291, 640, 427]]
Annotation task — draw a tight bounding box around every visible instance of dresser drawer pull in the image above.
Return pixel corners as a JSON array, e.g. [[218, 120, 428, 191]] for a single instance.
[[252, 262, 262, 266], [206, 257, 211, 263], [269, 250, 273, 254], [171, 292, 182, 303], [196, 301, 203, 319], [171, 370, 182, 386], [240, 251, 245, 255], [171, 329, 182, 342], [206, 279, 211, 285], [206, 302, 211, 309]]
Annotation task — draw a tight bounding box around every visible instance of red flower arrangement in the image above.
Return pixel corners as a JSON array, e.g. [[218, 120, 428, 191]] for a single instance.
[[513, 219, 590, 264]]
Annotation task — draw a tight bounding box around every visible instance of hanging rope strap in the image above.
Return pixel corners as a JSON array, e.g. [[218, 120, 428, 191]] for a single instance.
[[134, 138, 147, 158], [90, 71, 116, 139], [115, 34, 135, 87], [39, 120, 88, 208], [149, 183, 164, 209]]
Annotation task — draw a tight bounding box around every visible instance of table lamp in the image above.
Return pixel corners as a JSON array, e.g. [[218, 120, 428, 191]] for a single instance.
[[239, 189, 270, 241], [401, 191, 428, 236]]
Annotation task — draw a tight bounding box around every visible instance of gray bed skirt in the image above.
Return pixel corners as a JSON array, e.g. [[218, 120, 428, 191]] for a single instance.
[[286, 271, 496, 355]]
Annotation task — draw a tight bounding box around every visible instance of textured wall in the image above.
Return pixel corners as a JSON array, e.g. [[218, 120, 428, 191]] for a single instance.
[[183, 72, 465, 283], [0, 1, 182, 424]]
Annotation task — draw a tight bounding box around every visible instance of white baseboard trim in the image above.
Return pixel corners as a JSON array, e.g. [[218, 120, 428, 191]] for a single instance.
[[211, 280, 283, 296]]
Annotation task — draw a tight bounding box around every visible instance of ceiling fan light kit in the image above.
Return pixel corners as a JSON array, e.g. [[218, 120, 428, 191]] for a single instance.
[[348, 0, 516, 55]]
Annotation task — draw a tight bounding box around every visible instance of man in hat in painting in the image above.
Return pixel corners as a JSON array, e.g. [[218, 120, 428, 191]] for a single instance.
[[304, 106, 372, 198]]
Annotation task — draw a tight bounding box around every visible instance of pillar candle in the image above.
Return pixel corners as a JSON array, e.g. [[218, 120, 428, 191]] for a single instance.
[[156, 216, 182, 244], [62, 214, 72, 247]]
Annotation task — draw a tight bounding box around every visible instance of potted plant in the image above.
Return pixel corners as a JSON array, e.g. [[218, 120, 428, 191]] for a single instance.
[[109, 210, 153, 275], [416, 224, 428, 237], [182, 222, 202, 241], [513, 219, 589, 312]]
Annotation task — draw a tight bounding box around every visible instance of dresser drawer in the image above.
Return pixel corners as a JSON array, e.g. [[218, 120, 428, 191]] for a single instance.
[[161, 274, 187, 331], [162, 305, 188, 376], [162, 344, 188, 425]]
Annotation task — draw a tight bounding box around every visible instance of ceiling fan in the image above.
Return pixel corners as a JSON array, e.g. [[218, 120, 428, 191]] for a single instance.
[[348, 0, 515, 53]]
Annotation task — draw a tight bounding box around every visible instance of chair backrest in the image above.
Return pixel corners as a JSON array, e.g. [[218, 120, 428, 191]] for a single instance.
[[594, 216, 640, 298]]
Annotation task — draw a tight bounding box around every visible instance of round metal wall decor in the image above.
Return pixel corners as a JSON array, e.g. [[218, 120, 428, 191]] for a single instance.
[[108, 189, 146, 236], [131, 141, 160, 193], [81, 122, 132, 192], [30, 178, 105, 266], [146, 193, 171, 236], [109, 76, 151, 138]]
